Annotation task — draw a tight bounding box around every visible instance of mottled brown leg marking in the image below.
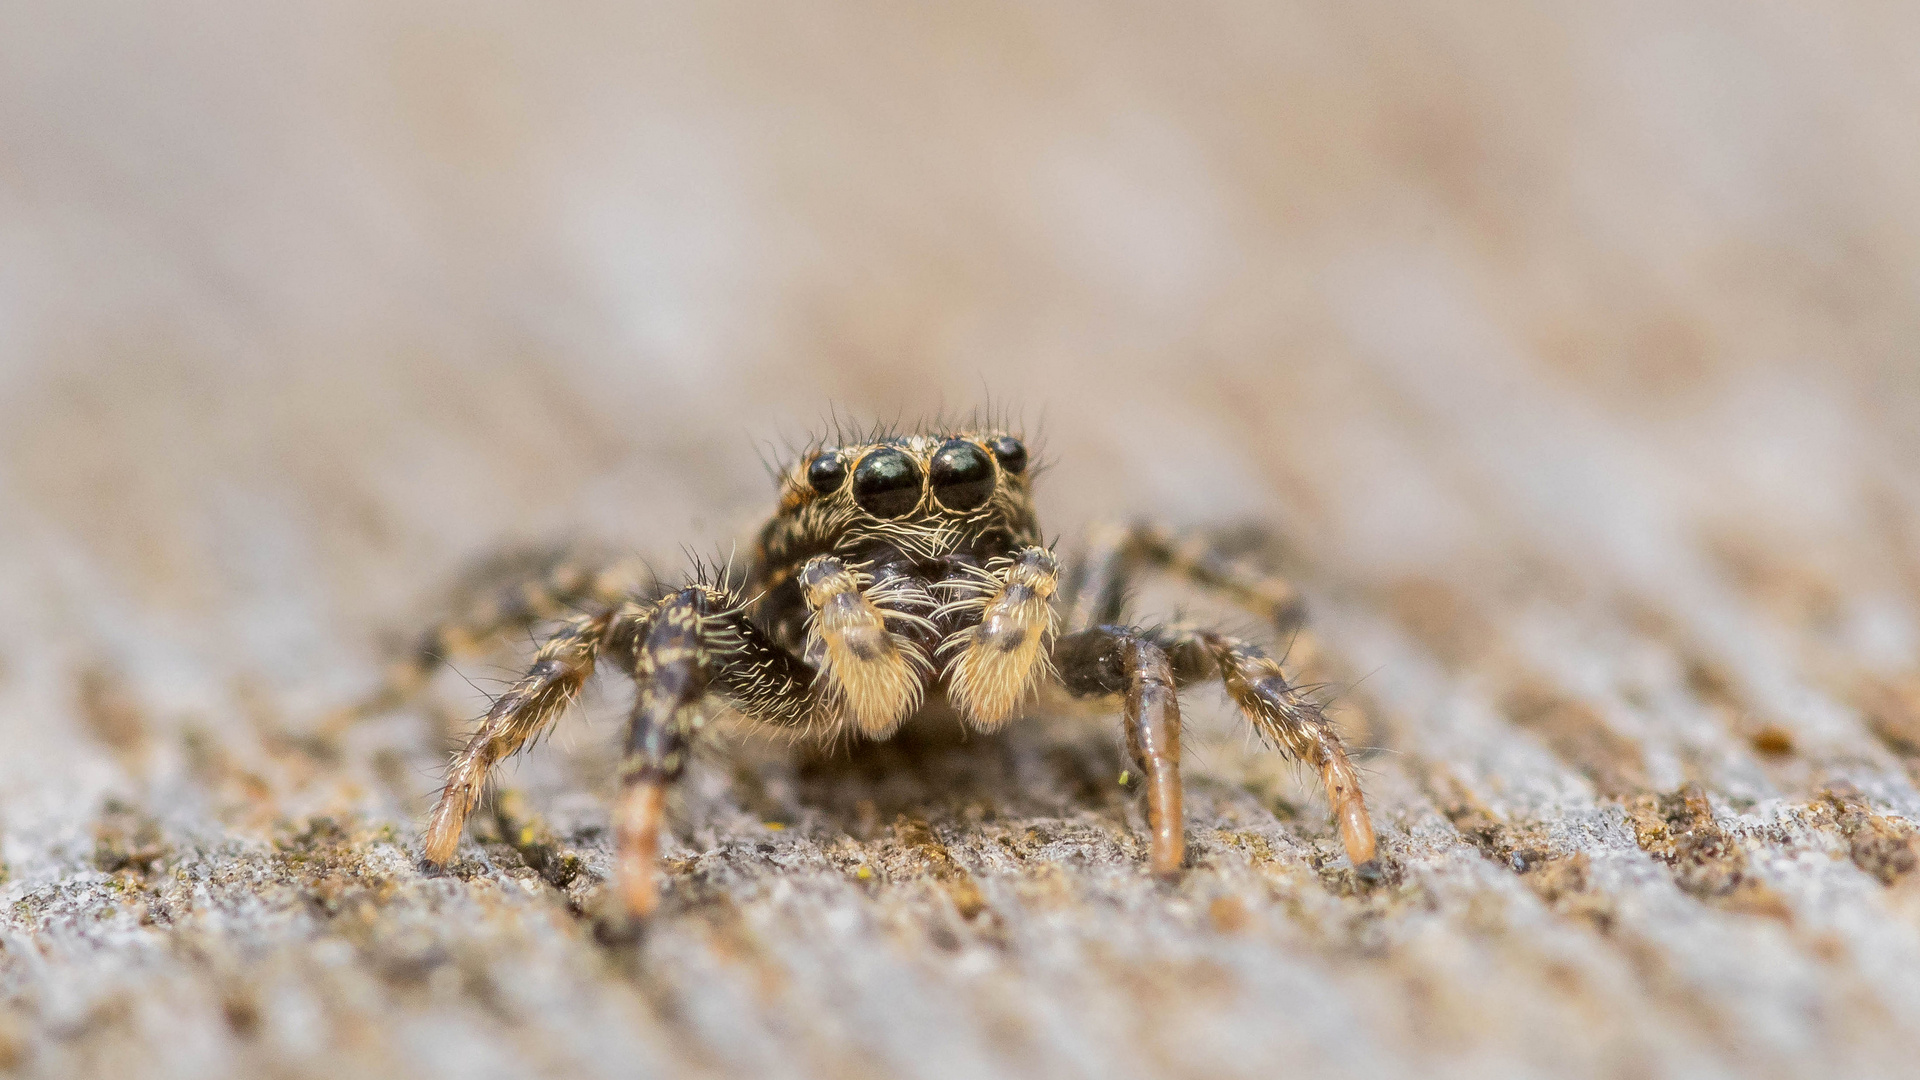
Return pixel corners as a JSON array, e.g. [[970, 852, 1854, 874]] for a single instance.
[[611, 585, 818, 917], [1061, 521, 1376, 867]]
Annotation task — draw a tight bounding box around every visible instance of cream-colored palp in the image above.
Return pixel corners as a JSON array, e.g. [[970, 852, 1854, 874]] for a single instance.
[[939, 547, 1059, 731], [800, 557, 933, 738]]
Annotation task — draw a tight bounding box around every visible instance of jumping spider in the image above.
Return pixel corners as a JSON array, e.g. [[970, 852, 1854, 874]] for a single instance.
[[388, 423, 1377, 916]]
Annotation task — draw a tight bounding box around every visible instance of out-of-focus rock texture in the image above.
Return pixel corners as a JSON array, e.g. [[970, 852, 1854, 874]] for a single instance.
[[4, 3, 1920, 1077]]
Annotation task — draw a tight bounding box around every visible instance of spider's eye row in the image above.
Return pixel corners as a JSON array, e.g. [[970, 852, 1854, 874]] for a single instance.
[[988, 436, 1027, 475], [852, 447, 922, 517], [806, 452, 846, 495], [930, 439, 995, 512]]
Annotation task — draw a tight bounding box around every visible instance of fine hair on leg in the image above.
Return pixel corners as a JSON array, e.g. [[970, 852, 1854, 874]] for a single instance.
[[424, 606, 638, 865], [1153, 625, 1376, 866]]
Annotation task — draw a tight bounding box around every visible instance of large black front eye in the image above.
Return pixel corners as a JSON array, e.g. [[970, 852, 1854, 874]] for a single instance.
[[988, 436, 1027, 475], [807, 452, 846, 494], [852, 447, 923, 517], [930, 439, 995, 512]]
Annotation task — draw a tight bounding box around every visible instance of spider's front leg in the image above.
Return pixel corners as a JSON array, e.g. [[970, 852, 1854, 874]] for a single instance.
[[1161, 628, 1377, 867], [422, 582, 815, 919], [615, 585, 815, 917], [1060, 521, 1378, 869], [1054, 627, 1187, 877]]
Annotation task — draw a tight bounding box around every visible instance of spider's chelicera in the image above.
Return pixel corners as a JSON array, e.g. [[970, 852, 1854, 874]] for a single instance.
[[396, 423, 1378, 916]]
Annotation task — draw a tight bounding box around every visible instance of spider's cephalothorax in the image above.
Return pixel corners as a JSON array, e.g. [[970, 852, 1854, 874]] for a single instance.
[[750, 431, 1050, 738], [392, 424, 1378, 918]]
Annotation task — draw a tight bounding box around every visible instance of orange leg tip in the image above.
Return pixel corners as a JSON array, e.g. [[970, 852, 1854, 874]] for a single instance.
[[1149, 833, 1187, 879], [1148, 815, 1186, 879], [421, 795, 465, 866], [614, 781, 667, 919], [1338, 799, 1377, 866], [1145, 769, 1185, 879], [421, 827, 457, 867], [616, 866, 660, 919]]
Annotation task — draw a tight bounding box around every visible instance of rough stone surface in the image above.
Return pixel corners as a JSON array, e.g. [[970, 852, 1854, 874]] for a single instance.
[[4, 3, 1920, 1078]]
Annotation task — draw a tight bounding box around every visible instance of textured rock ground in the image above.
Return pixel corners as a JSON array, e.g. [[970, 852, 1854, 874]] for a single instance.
[[4, 3, 1920, 1078]]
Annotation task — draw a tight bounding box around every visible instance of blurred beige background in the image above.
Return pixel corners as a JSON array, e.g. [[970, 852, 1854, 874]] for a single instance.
[[3, 3, 1920, 1078]]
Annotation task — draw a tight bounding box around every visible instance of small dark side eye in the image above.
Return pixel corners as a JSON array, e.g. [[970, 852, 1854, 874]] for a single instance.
[[988, 436, 1027, 475], [930, 440, 995, 512], [807, 452, 846, 494], [852, 448, 923, 517]]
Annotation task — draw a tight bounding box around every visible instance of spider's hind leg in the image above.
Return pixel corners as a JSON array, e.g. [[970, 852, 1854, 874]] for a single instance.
[[327, 545, 653, 738], [1062, 521, 1305, 636]]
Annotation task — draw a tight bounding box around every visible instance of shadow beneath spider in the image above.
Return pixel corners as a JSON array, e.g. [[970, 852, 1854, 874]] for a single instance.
[[766, 704, 1136, 835]]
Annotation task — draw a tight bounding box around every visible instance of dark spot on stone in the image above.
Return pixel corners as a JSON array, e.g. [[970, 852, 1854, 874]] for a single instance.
[[1750, 725, 1795, 756], [221, 993, 260, 1037], [1627, 784, 1792, 918]]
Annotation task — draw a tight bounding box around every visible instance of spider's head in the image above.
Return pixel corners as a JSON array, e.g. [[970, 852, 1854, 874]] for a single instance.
[[773, 429, 1038, 555]]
